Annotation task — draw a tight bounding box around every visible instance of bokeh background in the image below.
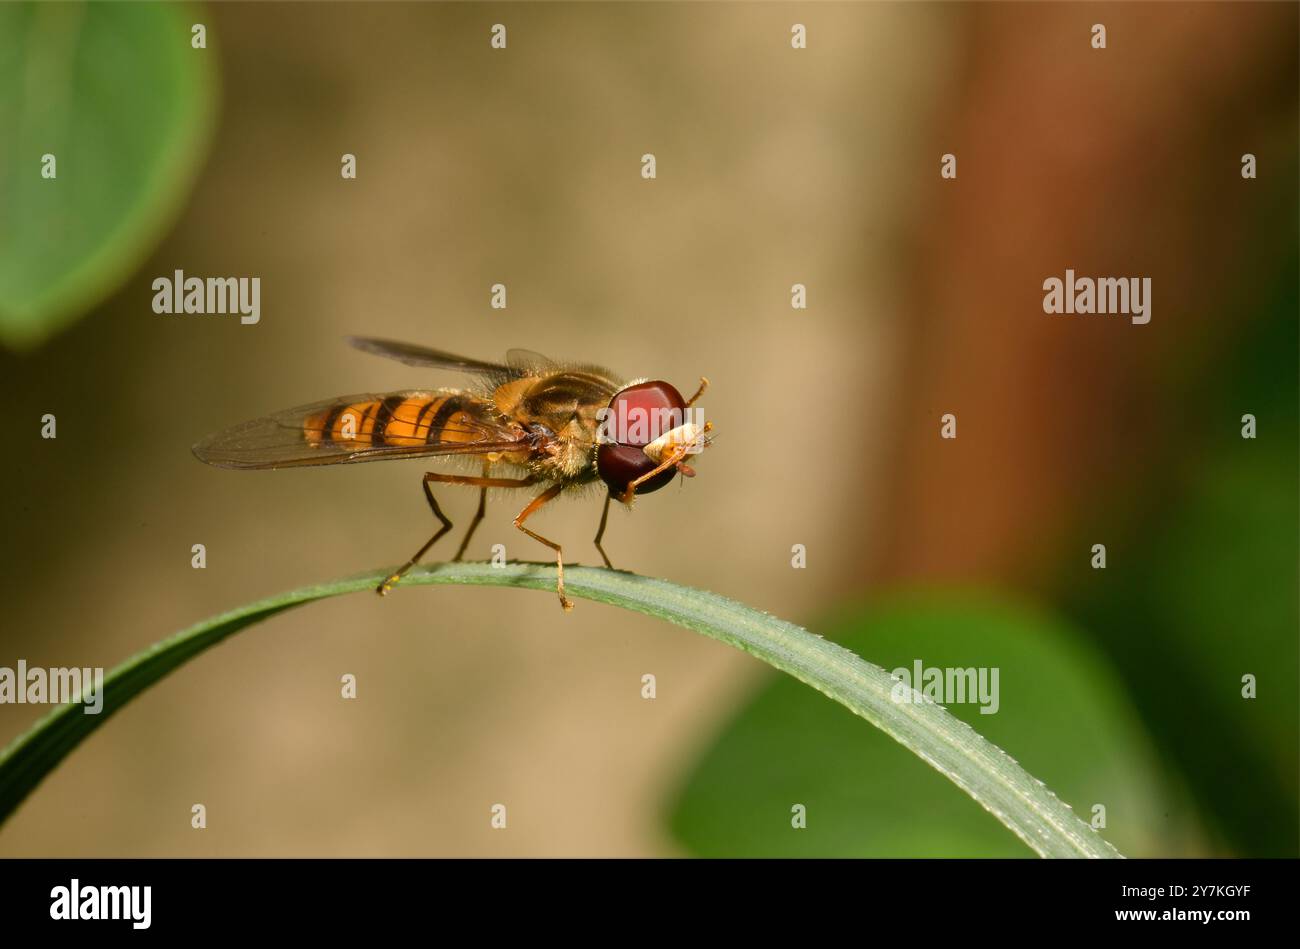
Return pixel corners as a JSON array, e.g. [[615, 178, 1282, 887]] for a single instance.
[[1, 1, 1295, 857]]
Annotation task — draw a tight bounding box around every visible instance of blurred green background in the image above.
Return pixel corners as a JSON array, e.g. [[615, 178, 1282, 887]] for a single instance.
[[0, 2, 1295, 857]]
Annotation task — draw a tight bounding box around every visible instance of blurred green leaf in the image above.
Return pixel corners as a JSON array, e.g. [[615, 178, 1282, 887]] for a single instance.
[[0, 1, 216, 348], [1065, 254, 1299, 855], [667, 592, 1192, 857]]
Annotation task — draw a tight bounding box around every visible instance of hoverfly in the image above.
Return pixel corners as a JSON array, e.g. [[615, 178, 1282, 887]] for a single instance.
[[192, 337, 712, 610]]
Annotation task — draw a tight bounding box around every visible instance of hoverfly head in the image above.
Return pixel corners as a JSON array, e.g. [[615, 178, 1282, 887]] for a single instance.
[[596, 379, 710, 502]]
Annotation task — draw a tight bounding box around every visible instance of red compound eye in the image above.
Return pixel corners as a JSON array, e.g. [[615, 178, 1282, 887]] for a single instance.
[[597, 381, 688, 498], [605, 381, 686, 449], [597, 444, 676, 497]]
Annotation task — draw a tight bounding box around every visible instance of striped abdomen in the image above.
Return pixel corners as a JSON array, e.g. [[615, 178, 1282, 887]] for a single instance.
[[304, 393, 487, 448]]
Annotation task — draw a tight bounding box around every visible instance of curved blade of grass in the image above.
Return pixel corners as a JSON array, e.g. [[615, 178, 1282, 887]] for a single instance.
[[0, 562, 1120, 857]]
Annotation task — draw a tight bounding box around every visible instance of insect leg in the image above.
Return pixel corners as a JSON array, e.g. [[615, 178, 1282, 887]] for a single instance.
[[621, 422, 714, 504], [377, 477, 454, 596], [513, 483, 572, 611], [593, 493, 615, 569], [378, 470, 536, 595], [453, 463, 491, 562]]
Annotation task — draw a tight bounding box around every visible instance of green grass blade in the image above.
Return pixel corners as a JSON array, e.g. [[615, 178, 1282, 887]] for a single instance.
[[0, 562, 1121, 857]]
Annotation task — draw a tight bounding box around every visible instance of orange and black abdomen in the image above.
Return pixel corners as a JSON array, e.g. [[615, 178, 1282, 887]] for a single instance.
[[303, 394, 483, 448]]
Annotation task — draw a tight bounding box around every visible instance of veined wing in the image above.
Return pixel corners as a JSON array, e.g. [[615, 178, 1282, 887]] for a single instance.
[[348, 337, 624, 389], [347, 337, 523, 377], [192, 390, 530, 470]]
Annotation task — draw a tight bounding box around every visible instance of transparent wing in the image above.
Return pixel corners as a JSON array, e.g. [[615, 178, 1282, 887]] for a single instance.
[[505, 348, 559, 374], [192, 390, 529, 470], [347, 337, 518, 376], [348, 338, 624, 389], [507, 349, 630, 394]]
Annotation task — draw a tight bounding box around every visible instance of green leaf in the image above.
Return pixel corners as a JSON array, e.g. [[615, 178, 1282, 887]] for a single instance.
[[667, 591, 1180, 857], [1062, 259, 1299, 855], [0, 1, 217, 348], [0, 564, 1120, 857]]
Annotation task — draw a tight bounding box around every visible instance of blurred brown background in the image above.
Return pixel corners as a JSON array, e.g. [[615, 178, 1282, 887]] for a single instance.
[[1, 2, 1295, 856]]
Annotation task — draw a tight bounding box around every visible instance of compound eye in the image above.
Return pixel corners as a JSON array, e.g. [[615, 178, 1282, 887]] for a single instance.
[[597, 444, 676, 497], [606, 381, 686, 448]]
